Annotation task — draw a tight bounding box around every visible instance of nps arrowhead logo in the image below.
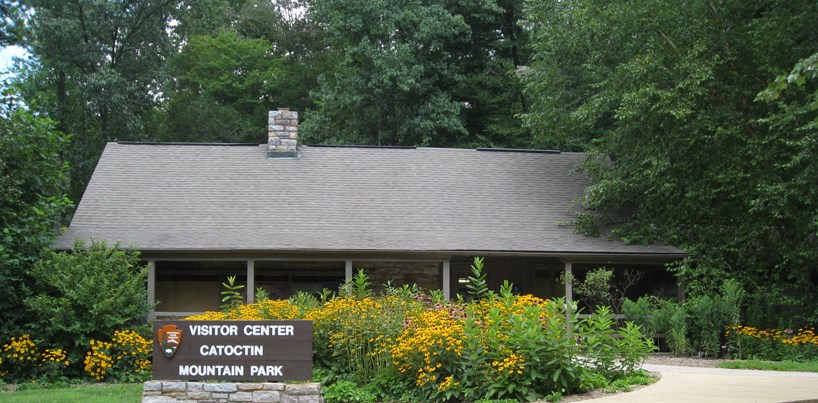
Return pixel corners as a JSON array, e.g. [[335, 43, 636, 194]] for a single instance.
[[157, 324, 183, 358]]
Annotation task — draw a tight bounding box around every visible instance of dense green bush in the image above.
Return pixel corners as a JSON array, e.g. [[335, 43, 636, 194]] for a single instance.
[[622, 297, 655, 336], [24, 240, 150, 374], [623, 297, 688, 355], [580, 306, 656, 379], [622, 279, 743, 357], [660, 305, 688, 355], [687, 280, 743, 357]]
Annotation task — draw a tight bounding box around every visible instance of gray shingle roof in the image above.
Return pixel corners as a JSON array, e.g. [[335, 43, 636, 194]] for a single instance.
[[54, 143, 685, 256]]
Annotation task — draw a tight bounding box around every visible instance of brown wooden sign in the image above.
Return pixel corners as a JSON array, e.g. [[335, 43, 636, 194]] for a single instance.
[[152, 320, 313, 381]]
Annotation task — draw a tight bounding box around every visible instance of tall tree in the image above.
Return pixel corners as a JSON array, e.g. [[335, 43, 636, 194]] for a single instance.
[[0, 89, 72, 339], [303, 0, 472, 146], [155, 31, 285, 143], [451, 0, 532, 147], [523, 0, 818, 323], [303, 0, 531, 148], [155, 0, 333, 141], [21, 0, 179, 203]]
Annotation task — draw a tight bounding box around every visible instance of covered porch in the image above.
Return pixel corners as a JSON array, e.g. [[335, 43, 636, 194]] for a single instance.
[[145, 253, 683, 319]]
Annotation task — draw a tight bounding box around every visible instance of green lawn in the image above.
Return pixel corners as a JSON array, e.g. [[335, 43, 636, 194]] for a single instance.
[[0, 383, 142, 403], [719, 360, 818, 373]]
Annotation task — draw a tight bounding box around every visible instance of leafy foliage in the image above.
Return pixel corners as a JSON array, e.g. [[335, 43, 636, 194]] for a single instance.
[[570, 267, 643, 314], [0, 1, 25, 46], [467, 256, 489, 301], [0, 93, 71, 340], [25, 240, 150, 371], [603, 370, 657, 393], [579, 306, 656, 379], [155, 32, 284, 143], [220, 275, 245, 312], [622, 296, 689, 355], [303, 0, 531, 148], [192, 266, 654, 401], [323, 380, 377, 403], [304, 0, 469, 146], [21, 0, 180, 202], [522, 0, 818, 323], [623, 280, 742, 357], [686, 280, 744, 357]]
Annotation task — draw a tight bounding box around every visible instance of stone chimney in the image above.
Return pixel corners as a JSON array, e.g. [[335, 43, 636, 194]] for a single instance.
[[267, 108, 299, 158]]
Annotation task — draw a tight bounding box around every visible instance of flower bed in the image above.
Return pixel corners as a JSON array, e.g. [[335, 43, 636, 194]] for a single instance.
[[188, 273, 654, 402], [0, 330, 151, 383], [727, 325, 818, 361], [0, 269, 654, 402]]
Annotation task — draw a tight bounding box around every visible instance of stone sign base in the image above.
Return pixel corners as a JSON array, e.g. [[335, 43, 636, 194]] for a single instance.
[[142, 380, 323, 403]]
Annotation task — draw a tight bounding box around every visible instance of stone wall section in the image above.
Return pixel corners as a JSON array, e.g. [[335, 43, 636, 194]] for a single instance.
[[354, 261, 442, 291], [142, 381, 323, 403]]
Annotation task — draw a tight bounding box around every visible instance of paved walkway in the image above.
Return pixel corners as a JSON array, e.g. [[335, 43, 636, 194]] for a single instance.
[[576, 364, 818, 402]]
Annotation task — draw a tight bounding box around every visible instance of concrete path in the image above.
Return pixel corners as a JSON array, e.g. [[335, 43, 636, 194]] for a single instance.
[[575, 364, 818, 402]]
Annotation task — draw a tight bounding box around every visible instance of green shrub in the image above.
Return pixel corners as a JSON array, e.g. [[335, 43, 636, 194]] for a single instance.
[[662, 305, 689, 355], [24, 240, 150, 375], [338, 269, 372, 299], [578, 306, 619, 378], [362, 371, 412, 402], [684, 296, 721, 356], [575, 268, 614, 311], [220, 275, 245, 312], [622, 297, 655, 336], [578, 371, 609, 392], [579, 306, 655, 379], [615, 321, 658, 372], [467, 256, 489, 301], [603, 370, 657, 392], [687, 279, 744, 357], [0, 104, 72, 342], [623, 297, 689, 355]]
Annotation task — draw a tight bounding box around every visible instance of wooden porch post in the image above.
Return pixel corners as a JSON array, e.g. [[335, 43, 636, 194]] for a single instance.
[[564, 261, 573, 326], [345, 260, 353, 281], [247, 260, 255, 303], [442, 260, 451, 300], [147, 260, 156, 321]]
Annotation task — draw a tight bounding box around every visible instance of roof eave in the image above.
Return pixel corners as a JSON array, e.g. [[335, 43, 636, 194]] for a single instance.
[[132, 247, 686, 262]]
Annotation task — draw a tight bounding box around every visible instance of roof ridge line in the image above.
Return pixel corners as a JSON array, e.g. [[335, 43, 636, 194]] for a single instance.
[[116, 141, 260, 146]]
